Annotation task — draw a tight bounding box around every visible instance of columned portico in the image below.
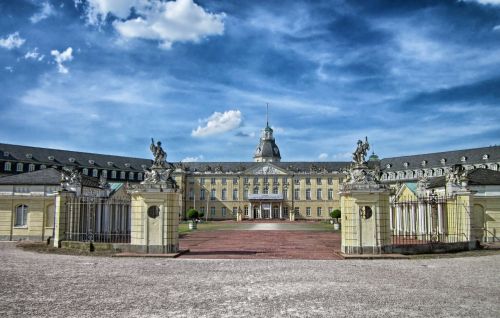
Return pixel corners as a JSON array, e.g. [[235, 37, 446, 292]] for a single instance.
[[247, 193, 285, 219]]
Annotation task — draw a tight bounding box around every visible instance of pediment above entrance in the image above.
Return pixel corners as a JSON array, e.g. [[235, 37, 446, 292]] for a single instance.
[[245, 163, 288, 175]]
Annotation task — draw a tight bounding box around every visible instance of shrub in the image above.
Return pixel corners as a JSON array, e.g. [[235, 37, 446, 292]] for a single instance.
[[330, 209, 341, 220], [186, 208, 199, 220], [330, 209, 341, 225]]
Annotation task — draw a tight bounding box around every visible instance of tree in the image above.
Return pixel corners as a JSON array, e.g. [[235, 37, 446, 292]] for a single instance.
[[187, 208, 199, 221], [330, 209, 341, 223], [198, 211, 205, 219]]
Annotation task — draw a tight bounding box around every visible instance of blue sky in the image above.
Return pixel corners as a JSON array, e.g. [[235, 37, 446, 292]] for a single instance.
[[0, 0, 499, 162]]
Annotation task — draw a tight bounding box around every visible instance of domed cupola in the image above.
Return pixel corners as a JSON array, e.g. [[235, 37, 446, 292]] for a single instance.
[[253, 106, 281, 162]]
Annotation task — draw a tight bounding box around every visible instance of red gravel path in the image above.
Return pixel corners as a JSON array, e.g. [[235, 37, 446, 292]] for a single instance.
[[179, 230, 342, 259]]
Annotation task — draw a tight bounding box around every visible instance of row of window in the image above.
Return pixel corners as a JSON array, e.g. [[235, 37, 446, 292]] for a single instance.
[[3, 162, 142, 181], [190, 188, 335, 201], [196, 177, 335, 186], [192, 206, 333, 217], [381, 163, 499, 181]]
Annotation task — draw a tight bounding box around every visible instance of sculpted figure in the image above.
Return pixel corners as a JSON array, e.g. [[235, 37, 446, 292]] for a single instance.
[[353, 137, 370, 165], [150, 138, 166, 167]]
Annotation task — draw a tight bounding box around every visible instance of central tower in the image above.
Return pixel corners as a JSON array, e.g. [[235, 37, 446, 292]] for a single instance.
[[253, 105, 281, 162]]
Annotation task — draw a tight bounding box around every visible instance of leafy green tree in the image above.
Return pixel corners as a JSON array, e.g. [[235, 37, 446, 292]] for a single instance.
[[330, 209, 341, 223], [187, 208, 199, 221]]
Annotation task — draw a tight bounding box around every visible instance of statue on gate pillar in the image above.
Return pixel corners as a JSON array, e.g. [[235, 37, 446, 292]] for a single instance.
[[130, 139, 177, 190], [353, 136, 370, 166], [150, 138, 167, 168]]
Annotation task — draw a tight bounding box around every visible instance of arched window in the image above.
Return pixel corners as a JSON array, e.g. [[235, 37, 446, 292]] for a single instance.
[[210, 189, 216, 200], [28, 164, 35, 172], [138, 172, 143, 180], [82, 168, 88, 175], [4, 162, 11, 171], [120, 171, 125, 179], [111, 170, 117, 178], [128, 172, 134, 180], [15, 205, 28, 227], [92, 169, 98, 177], [16, 162, 23, 172], [221, 189, 227, 200]]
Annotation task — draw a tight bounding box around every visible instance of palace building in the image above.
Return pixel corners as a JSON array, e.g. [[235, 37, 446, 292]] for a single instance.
[[0, 118, 499, 242]]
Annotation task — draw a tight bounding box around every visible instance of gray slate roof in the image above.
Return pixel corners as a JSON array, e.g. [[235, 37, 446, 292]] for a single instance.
[[0, 167, 101, 187], [1, 142, 499, 174], [0, 168, 62, 185], [428, 168, 500, 188], [381, 145, 500, 171], [0, 143, 152, 172]]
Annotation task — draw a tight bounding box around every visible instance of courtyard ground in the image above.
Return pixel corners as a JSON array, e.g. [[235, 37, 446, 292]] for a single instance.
[[179, 221, 342, 259], [0, 242, 499, 317]]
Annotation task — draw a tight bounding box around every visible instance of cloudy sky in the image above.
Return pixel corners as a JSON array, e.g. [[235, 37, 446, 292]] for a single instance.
[[0, 0, 499, 162]]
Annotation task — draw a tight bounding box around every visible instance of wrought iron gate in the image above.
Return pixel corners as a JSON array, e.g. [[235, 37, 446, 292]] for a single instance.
[[65, 196, 131, 243], [391, 194, 470, 248]]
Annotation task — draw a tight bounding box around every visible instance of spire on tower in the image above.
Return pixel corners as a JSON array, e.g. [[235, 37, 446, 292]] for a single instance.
[[266, 103, 269, 127]]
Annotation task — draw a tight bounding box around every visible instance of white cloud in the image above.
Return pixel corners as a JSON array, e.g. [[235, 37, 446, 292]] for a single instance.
[[5, 66, 14, 73], [50, 47, 73, 74], [0, 32, 26, 50], [318, 153, 328, 160], [79, 0, 142, 25], [461, 0, 500, 5], [493, 25, 500, 31], [24, 48, 45, 61], [192, 110, 242, 137], [78, 0, 225, 49], [30, 2, 56, 23], [181, 155, 204, 162]]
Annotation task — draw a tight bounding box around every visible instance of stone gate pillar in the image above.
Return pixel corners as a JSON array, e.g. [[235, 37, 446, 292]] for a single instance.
[[129, 189, 180, 253], [340, 188, 391, 254], [127, 139, 181, 254], [53, 191, 76, 248], [340, 137, 391, 255]]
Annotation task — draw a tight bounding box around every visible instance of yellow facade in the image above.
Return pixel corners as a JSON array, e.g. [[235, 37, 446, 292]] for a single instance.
[[174, 170, 342, 220], [0, 195, 55, 241]]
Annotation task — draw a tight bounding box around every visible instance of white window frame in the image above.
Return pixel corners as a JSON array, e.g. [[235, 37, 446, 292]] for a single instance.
[[15, 204, 28, 227]]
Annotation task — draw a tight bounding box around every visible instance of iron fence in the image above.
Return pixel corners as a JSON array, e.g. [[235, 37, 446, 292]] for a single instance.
[[391, 195, 468, 246], [65, 196, 131, 243]]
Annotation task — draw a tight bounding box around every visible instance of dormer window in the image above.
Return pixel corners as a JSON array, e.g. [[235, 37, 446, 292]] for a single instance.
[[68, 157, 76, 163], [421, 160, 427, 167], [461, 156, 467, 162], [124, 163, 130, 168], [88, 159, 95, 165], [483, 154, 489, 160], [386, 164, 392, 169], [141, 164, 147, 169], [26, 153, 32, 159], [107, 161, 114, 167], [48, 156, 55, 161], [403, 162, 409, 168], [3, 151, 9, 157]]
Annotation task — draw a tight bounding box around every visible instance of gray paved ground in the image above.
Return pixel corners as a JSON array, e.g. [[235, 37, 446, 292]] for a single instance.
[[1, 242, 499, 318]]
